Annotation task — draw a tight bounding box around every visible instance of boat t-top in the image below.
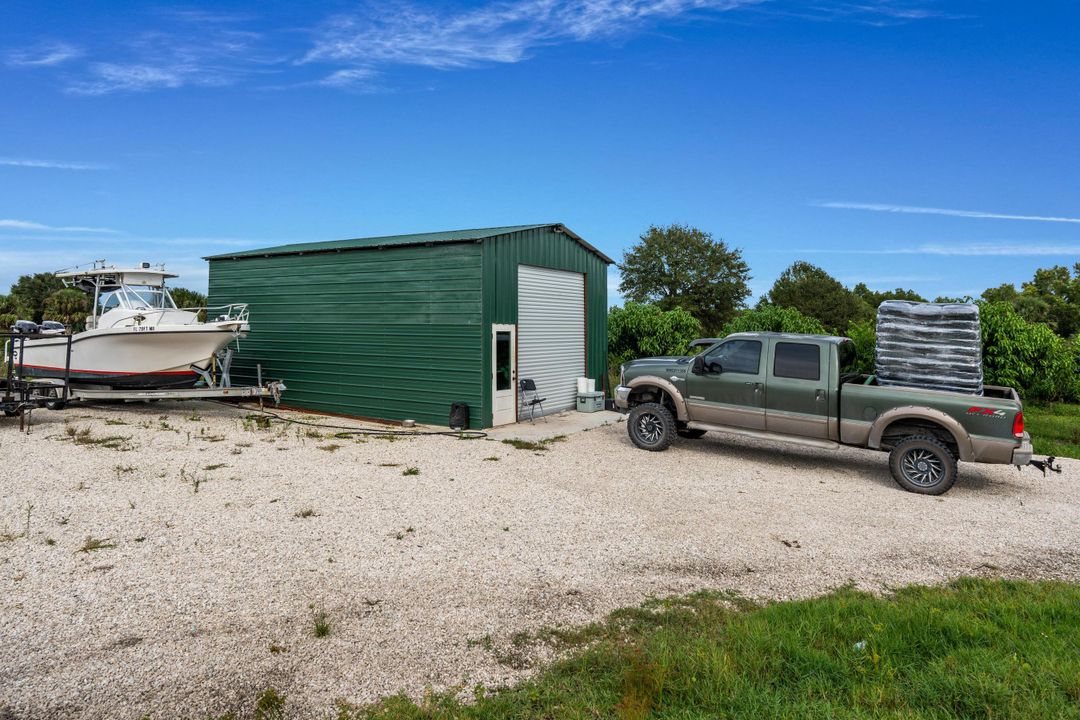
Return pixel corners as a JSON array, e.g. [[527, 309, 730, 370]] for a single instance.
[[11, 262, 249, 389]]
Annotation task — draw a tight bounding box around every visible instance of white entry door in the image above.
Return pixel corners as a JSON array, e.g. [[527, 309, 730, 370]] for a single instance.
[[491, 324, 517, 426]]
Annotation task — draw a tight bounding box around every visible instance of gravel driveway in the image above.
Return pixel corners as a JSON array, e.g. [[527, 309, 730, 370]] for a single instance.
[[1, 402, 1077, 719]]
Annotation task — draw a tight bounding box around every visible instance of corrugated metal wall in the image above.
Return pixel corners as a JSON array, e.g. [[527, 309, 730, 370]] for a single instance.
[[481, 227, 609, 425], [517, 265, 585, 415], [208, 242, 484, 427]]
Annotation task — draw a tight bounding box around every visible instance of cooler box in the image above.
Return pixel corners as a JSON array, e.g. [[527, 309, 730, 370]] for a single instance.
[[576, 391, 605, 413]]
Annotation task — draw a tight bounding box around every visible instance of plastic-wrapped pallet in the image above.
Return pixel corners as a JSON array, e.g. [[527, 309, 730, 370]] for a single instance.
[[875, 301, 983, 395]]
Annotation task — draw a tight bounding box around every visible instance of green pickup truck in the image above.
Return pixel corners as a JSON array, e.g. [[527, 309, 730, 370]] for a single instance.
[[614, 332, 1058, 494]]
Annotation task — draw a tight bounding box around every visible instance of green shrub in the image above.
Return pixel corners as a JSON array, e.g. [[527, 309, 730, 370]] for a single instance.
[[980, 301, 1079, 401], [846, 318, 877, 374], [721, 304, 826, 336], [608, 302, 702, 369]]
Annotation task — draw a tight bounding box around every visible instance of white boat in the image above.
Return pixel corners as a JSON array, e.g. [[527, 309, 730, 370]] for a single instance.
[[11, 263, 248, 389]]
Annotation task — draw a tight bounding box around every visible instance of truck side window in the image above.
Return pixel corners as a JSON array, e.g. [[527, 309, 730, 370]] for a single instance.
[[838, 340, 858, 375], [774, 342, 820, 381], [705, 340, 761, 374]]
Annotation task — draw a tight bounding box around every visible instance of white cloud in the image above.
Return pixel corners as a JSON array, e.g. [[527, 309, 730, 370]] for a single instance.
[[814, 201, 1080, 224], [0, 157, 109, 170], [64, 17, 274, 95], [6, 42, 81, 67], [0, 219, 118, 234], [317, 68, 378, 88], [8, 2, 952, 94], [302, 1, 765, 72], [803, 242, 1080, 256]]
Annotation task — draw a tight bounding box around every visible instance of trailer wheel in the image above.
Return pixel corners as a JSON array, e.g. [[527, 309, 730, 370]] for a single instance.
[[628, 402, 676, 451], [889, 435, 957, 495]]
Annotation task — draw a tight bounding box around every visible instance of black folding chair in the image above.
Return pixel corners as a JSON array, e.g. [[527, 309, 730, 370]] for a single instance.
[[519, 378, 546, 422]]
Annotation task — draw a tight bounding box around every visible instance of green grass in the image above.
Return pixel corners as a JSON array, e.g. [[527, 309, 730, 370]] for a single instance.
[[1025, 402, 1080, 459], [501, 435, 568, 452], [333, 578, 1080, 719]]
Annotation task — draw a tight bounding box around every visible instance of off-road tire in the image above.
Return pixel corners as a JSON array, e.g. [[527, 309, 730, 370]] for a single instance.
[[677, 428, 707, 440], [628, 402, 676, 452], [889, 435, 958, 495]]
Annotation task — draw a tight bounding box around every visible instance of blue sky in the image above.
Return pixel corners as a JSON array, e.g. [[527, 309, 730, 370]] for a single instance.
[[2, 0, 1079, 306]]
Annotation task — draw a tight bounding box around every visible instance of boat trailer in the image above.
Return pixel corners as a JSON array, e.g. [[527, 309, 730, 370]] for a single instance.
[[3, 330, 284, 425]]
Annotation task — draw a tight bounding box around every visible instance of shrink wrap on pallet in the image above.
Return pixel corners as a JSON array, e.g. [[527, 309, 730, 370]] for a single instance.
[[875, 301, 983, 395]]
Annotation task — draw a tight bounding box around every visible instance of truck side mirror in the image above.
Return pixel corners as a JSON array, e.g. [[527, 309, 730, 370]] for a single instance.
[[692, 355, 705, 375]]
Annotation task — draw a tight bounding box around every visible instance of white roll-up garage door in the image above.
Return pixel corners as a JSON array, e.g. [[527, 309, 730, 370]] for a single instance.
[[518, 265, 585, 416]]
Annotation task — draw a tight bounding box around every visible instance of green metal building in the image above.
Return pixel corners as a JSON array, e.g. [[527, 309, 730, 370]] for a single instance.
[[205, 224, 612, 429]]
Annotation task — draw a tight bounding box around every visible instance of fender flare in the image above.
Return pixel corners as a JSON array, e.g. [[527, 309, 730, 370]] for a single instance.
[[624, 375, 689, 421], [868, 406, 974, 462]]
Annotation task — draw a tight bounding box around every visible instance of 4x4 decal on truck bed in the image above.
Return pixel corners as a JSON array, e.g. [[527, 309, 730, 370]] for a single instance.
[[967, 407, 1008, 419]]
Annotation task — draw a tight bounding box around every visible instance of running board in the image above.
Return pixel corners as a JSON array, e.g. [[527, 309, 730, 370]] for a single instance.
[[685, 422, 839, 450]]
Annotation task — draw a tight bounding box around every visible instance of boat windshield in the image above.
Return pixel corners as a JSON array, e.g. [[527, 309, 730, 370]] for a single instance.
[[97, 285, 177, 312], [127, 286, 176, 309]]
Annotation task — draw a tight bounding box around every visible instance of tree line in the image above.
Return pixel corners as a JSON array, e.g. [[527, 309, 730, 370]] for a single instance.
[[0, 272, 208, 331], [611, 224, 1080, 402]]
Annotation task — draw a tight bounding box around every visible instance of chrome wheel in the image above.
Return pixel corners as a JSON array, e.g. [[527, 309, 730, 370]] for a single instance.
[[900, 448, 945, 487], [636, 412, 664, 445]]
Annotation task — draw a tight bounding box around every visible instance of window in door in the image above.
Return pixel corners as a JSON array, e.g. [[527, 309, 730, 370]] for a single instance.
[[704, 340, 762, 374], [495, 331, 512, 391], [774, 342, 820, 380]]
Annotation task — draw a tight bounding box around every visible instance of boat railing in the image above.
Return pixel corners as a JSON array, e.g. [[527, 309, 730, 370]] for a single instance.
[[178, 303, 250, 324]]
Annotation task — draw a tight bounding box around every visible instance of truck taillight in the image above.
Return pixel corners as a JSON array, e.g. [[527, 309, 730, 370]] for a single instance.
[[1012, 411, 1024, 439]]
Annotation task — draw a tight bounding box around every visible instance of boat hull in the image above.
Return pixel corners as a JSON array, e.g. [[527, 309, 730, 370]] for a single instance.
[[11, 325, 242, 389]]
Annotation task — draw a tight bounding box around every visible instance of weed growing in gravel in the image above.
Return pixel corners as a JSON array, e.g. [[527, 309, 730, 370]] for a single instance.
[[311, 610, 331, 638], [304, 428, 323, 439], [236, 441, 253, 448], [78, 536, 116, 553], [114, 465, 135, 480], [392, 527, 415, 540], [204, 463, 227, 471], [64, 425, 136, 451], [105, 419, 128, 426], [45, 537, 56, 546], [483, 456, 500, 462], [186, 409, 203, 422], [378, 463, 401, 467], [295, 507, 318, 519], [253, 688, 287, 720], [158, 416, 178, 432], [501, 435, 567, 451], [402, 466, 420, 476], [269, 644, 288, 654], [317, 443, 341, 453], [230, 447, 242, 455]]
